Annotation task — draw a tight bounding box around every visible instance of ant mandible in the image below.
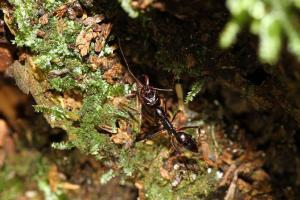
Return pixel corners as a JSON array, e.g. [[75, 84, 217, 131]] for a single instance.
[[118, 39, 198, 153]]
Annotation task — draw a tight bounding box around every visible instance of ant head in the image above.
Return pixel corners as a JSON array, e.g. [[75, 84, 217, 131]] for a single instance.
[[140, 86, 160, 107], [175, 132, 198, 153]]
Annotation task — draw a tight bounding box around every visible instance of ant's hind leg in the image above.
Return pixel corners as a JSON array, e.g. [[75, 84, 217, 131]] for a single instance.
[[182, 159, 192, 182], [176, 126, 199, 131], [170, 136, 181, 154], [170, 136, 193, 182]]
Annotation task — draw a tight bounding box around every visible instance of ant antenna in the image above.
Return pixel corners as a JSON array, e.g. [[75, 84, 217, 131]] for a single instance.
[[118, 38, 172, 92], [118, 38, 143, 87]]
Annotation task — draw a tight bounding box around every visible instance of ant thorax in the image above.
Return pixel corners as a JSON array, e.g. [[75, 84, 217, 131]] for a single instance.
[[139, 86, 159, 107]]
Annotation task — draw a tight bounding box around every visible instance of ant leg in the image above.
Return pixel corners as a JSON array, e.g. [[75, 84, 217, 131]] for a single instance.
[[135, 94, 142, 129], [124, 106, 140, 115], [160, 98, 174, 120], [171, 110, 189, 130], [118, 38, 144, 88], [142, 109, 158, 125], [182, 159, 192, 182], [171, 110, 184, 123], [176, 126, 199, 131], [125, 91, 137, 98], [135, 108, 162, 141], [170, 137, 193, 182], [170, 136, 181, 154], [135, 128, 164, 141], [159, 98, 168, 113], [115, 99, 140, 115], [140, 75, 173, 91], [97, 125, 116, 136]]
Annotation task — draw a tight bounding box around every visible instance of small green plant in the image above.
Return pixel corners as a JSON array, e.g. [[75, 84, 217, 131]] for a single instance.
[[221, 0, 300, 64], [185, 80, 204, 104]]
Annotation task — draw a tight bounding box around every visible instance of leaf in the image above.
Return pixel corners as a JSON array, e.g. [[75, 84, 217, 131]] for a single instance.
[[258, 14, 281, 64], [220, 20, 241, 48]]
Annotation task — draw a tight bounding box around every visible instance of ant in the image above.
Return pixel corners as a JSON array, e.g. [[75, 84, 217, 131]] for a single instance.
[[118, 39, 198, 153]]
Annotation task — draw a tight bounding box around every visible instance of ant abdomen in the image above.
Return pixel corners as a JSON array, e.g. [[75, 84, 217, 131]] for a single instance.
[[175, 132, 198, 153]]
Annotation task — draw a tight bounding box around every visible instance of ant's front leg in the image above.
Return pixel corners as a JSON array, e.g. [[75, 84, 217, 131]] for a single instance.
[[125, 91, 137, 98]]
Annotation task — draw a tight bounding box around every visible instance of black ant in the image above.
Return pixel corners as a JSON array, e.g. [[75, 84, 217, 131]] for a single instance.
[[118, 39, 198, 153]]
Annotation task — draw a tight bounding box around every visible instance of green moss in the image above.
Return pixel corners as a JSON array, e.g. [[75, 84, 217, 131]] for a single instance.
[[9, 0, 40, 47], [34, 105, 67, 121], [43, 0, 68, 12], [50, 76, 77, 92], [9, 0, 133, 158], [33, 18, 82, 71], [185, 80, 204, 104], [51, 141, 75, 150]]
